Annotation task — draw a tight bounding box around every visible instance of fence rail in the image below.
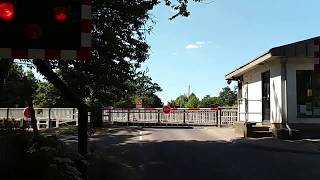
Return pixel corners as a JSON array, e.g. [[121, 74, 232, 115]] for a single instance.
[[1, 107, 238, 129], [103, 108, 237, 126], [0, 108, 79, 129]]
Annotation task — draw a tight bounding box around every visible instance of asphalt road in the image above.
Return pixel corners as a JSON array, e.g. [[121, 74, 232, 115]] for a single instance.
[[89, 127, 320, 180]]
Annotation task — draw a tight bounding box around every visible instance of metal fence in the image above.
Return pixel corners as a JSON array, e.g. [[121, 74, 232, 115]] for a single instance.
[[103, 108, 238, 126], [0, 107, 238, 129], [0, 108, 78, 129]]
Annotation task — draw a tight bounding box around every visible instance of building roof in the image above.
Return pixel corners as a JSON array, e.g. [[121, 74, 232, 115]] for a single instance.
[[225, 36, 320, 80]]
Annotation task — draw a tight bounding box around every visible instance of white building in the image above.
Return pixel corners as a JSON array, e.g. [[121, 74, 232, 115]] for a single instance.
[[225, 36, 320, 135]]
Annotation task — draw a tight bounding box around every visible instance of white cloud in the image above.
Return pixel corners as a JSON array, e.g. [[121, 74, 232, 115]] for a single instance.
[[185, 41, 206, 49], [196, 41, 205, 45], [186, 44, 201, 49]]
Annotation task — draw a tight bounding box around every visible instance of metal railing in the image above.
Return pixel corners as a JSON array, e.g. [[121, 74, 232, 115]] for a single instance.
[[0, 107, 238, 129], [103, 107, 238, 126]]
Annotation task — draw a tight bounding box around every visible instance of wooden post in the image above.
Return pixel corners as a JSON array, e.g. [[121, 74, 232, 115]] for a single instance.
[[6, 108, 9, 120], [127, 109, 130, 123], [157, 109, 161, 124], [219, 109, 222, 128], [215, 110, 219, 126], [108, 109, 112, 123], [48, 108, 51, 128], [183, 109, 186, 124]]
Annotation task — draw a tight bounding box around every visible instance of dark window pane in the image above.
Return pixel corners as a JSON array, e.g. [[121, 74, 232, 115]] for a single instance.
[[296, 70, 313, 116]]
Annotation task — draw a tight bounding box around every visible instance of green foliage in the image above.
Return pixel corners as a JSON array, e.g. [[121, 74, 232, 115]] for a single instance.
[[169, 86, 237, 108], [33, 81, 73, 108], [0, 127, 85, 180], [1, 0, 203, 111], [199, 95, 220, 108], [175, 95, 188, 107], [185, 93, 200, 108], [0, 64, 37, 107], [26, 135, 85, 180], [219, 86, 237, 107]]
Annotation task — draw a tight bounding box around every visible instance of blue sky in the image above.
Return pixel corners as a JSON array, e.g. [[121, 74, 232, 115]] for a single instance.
[[143, 0, 320, 103]]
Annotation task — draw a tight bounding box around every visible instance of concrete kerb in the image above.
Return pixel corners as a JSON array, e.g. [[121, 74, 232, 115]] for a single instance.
[[234, 138, 320, 155]]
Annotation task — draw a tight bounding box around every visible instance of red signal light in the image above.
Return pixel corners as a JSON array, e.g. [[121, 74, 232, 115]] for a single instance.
[[54, 6, 68, 21], [0, 2, 14, 20]]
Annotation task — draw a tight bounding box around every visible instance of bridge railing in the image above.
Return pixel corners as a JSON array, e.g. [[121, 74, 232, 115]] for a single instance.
[[103, 107, 237, 126]]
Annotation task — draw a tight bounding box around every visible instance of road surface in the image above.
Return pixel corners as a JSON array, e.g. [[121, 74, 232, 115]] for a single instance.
[[88, 127, 320, 180]]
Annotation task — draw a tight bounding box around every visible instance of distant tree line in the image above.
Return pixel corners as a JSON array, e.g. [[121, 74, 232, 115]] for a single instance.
[[168, 87, 237, 108], [0, 63, 163, 108]]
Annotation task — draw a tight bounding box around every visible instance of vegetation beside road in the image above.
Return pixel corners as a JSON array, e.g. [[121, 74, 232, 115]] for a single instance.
[[169, 86, 237, 108]]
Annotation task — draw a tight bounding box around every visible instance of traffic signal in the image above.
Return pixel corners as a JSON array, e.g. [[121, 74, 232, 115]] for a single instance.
[[0, 0, 91, 60]]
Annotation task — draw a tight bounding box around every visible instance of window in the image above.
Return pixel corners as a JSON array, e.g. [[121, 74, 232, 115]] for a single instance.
[[296, 70, 320, 117]]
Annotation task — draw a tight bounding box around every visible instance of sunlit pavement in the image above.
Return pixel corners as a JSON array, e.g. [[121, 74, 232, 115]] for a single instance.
[[88, 127, 320, 180]]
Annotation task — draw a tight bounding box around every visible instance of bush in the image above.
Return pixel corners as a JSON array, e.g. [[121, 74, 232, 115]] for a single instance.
[[0, 128, 85, 180]]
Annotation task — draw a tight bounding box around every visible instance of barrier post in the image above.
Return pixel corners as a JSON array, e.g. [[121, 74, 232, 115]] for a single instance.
[[183, 109, 186, 124], [127, 109, 130, 122], [157, 109, 161, 123], [48, 108, 51, 128], [215, 110, 219, 126], [108, 109, 112, 123], [219, 109, 222, 128], [6, 108, 9, 120]]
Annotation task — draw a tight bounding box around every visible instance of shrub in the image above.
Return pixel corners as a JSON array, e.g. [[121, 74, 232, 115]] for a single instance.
[[0, 127, 85, 180]]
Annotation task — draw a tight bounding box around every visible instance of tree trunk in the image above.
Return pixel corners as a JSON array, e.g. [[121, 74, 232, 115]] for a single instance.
[[32, 59, 88, 156], [23, 76, 39, 139]]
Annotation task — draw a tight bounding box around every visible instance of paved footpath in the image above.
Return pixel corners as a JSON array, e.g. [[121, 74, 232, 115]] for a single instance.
[[88, 127, 320, 180]]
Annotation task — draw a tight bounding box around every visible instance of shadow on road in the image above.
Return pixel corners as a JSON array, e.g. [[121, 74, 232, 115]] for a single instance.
[[86, 127, 320, 180]]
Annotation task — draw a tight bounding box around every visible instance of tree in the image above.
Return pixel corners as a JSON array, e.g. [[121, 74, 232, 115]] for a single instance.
[[141, 94, 163, 108], [114, 71, 163, 108], [0, 64, 37, 108], [200, 95, 220, 107], [134, 71, 163, 107], [33, 81, 73, 108], [185, 93, 200, 108], [175, 95, 188, 108], [33, 0, 204, 126], [218, 86, 237, 107]]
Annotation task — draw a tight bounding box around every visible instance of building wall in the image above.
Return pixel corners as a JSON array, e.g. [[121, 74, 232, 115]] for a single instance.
[[239, 59, 282, 123], [286, 57, 320, 124]]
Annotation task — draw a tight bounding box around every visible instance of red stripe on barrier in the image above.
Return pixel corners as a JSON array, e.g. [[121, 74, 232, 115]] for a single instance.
[[81, 0, 91, 5], [81, 20, 91, 33], [171, 108, 178, 111], [210, 107, 224, 110], [188, 108, 200, 111], [315, 52, 320, 58], [77, 47, 91, 60], [45, 49, 61, 60], [144, 108, 157, 111], [314, 39, 320, 45], [12, 49, 28, 59]]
